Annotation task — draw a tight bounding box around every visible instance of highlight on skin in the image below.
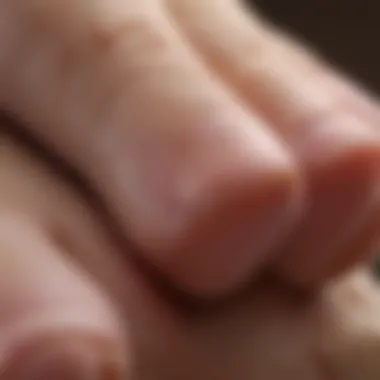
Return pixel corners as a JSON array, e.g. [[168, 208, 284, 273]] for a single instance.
[[0, 0, 380, 297], [1, 121, 380, 380]]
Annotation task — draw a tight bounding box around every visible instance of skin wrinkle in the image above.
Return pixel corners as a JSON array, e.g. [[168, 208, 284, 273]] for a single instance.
[[3, 109, 380, 380], [0, 0, 379, 297], [2, 1, 380, 377]]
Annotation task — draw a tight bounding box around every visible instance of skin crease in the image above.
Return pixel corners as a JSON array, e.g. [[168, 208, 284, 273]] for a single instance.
[[2, 125, 380, 380], [2, 0, 380, 378], [1, 0, 380, 296]]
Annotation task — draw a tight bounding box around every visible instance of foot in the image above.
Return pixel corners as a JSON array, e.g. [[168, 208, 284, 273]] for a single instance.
[[1, 0, 380, 296]]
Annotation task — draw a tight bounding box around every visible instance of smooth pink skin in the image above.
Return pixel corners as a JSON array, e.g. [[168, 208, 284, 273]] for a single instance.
[[1, 0, 380, 296], [0, 135, 127, 380], [2, 124, 380, 380]]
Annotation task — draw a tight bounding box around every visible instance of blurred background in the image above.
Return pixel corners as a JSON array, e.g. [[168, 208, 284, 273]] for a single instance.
[[247, 0, 380, 94]]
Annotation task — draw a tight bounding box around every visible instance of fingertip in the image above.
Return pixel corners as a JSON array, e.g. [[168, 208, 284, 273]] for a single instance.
[[2, 327, 127, 380], [151, 140, 304, 297]]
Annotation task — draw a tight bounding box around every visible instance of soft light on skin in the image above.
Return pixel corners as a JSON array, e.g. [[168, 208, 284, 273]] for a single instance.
[[1, 0, 380, 297], [1, 127, 380, 380]]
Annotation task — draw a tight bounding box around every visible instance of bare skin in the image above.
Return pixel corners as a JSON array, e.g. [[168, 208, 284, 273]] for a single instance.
[[1, 0, 380, 297], [2, 1, 380, 378], [2, 125, 380, 380]]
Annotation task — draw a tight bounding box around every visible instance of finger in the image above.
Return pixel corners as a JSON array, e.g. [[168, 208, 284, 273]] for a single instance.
[[0, 212, 125, 380], [322, 204, 380, 284], [278, 202, 380, 286], [0, 0, 303, 296], [167, 0, 380, 285], [0, 131, 126, 380]]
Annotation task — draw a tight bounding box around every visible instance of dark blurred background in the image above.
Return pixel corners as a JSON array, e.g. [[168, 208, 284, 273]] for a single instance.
[[247, 0, 380, 94]]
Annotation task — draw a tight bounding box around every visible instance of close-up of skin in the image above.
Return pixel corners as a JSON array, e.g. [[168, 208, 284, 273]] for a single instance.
[[2, 124, 380, 380], [1, 0, 380, 297], [1, 0, 380, 379]]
